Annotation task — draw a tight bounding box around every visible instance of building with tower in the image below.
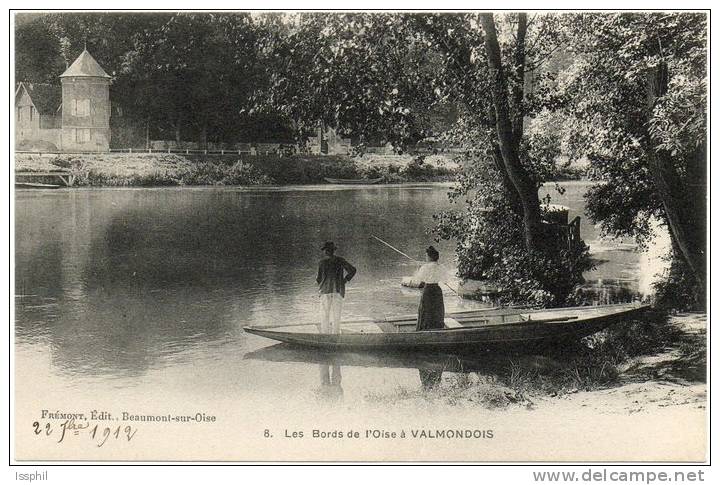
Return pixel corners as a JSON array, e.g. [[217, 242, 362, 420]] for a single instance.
[[15, 49, 111, 152], [60, 49, 111, 151]]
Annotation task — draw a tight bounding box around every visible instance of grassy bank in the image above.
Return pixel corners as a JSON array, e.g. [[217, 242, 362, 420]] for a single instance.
[[364, 311, 706, 409], [15, 152, 458, 187]]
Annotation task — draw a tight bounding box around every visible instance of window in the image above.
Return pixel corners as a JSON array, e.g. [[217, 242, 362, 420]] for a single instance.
[[75, 128, 91, 144], [29, 106, 34, 121], [73, 99, 91, 117]]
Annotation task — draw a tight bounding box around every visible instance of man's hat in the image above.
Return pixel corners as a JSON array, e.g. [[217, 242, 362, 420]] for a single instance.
[[321, 241, 336, 251]]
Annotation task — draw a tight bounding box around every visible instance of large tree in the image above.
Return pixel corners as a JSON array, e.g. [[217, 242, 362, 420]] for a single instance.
[[120, 13, 266, 147], [253, 13, 445, 146], [560, 13, 707, 299]]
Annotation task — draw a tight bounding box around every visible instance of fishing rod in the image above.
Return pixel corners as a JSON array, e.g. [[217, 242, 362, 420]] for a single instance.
[[370, 234, 462, 297], [371, 235, 419, 262]]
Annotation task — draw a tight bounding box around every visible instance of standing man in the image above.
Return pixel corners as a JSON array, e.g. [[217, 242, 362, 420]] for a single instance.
[[316, 241, 357, 334]]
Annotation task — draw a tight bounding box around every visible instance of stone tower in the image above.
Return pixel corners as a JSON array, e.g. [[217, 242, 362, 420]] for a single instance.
[[59, 49, 111, 152]]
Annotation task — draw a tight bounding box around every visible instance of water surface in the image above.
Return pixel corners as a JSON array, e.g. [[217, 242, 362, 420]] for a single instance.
[[14, 182, 664, 429]]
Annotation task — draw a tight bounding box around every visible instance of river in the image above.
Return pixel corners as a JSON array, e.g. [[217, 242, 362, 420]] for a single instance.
[[13, 181, 670, 460]]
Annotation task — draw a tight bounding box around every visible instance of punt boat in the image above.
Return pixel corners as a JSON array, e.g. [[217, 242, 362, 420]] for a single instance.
[[323, 177, 384, 184], [242, 303, 649, 351]]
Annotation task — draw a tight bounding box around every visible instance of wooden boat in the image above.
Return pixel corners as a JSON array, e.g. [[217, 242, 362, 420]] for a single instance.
[[323, 177, 384, 184], [243, 303, 649, 351], [15, 182, 62, 189]]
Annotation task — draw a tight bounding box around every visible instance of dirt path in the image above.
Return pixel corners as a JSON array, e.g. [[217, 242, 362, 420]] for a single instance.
[[567, 312, 707, 415]]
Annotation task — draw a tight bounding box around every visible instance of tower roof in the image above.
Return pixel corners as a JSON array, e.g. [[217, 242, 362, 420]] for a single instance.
[[59, 49, 111, 79]]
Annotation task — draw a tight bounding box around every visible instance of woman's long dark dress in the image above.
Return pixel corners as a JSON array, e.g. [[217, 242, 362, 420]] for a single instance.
[[416, 283, 445, 331]]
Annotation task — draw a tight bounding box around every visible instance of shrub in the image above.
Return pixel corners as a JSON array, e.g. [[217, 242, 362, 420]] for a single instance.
[[356, 164, 405, 183], [18, 152, 458, 188], [179, 162, 226, 185], [49, 156, 84, 170], [220, 161, 274, 185], [435, 197, 593, 306], [653, 254, 705, 311], [400, 155, 455, 181], [244, 155, 358, 183], [78, 169, 182, 187]]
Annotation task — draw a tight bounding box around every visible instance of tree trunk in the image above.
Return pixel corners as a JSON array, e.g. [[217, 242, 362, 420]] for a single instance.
[[487, 106, 523, 214], [145, 116, 150, 150], [174, 115, 182, 145], [480, 13, 543, 252], [492, 143, 523, 214], [645, 64, 706, 293], [687, 139, 707, 255], [200, 120, 208, 150], [648, 153, 706, 290]]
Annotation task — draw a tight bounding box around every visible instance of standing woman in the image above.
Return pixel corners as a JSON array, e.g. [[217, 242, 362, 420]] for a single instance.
[[414, 246, 445, 331]]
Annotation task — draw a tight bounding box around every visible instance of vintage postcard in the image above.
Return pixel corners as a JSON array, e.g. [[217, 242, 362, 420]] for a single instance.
[[11, 9, 708, 463]]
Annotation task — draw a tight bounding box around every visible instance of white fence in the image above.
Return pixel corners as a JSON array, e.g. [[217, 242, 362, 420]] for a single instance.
[[15, 146, 468, 157], [15, 148, 274, 156]]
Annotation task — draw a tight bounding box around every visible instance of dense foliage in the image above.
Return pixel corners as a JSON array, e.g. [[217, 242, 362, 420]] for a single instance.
[[557, 13, 707, 306], [252, 13, 444, 145], [432, 121, 593, 306]]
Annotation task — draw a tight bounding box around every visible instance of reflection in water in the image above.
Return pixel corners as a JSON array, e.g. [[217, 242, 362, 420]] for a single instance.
[[243, 342, 603, 403], [317, 364, 344, 403], [579, 278, 638, 305]]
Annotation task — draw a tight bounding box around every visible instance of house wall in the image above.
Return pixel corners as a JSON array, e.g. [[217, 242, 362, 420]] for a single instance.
[[40, 115, 62, 129], [15, 88, 63, 150], [306, 127, 351, 155], [15, 89, 40, 144], [15, 126, 62, 151], [324, 128, 351, 155], [61, 77, 111, 152]]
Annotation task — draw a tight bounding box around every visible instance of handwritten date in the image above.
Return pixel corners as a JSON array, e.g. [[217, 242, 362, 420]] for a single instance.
[[33, 419, 137, 447]]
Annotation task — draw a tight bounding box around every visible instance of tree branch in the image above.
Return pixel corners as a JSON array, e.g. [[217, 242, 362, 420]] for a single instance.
[[511, 13, 527, 144]]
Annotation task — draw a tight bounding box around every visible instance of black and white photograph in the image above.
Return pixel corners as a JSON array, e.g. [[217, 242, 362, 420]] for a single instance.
[[10, 7, 709, 464]]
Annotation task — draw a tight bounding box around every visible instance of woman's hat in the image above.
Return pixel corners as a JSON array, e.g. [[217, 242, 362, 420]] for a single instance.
[[321, 241, 336, 251]]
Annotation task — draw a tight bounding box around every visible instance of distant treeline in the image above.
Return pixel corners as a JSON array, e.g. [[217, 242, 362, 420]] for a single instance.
[[15, 12, 458, 149]]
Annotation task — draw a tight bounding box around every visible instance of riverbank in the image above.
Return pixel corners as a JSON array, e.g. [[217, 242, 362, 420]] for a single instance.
[[365, 311, 707, 415], [15, 152, 459, 187]]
